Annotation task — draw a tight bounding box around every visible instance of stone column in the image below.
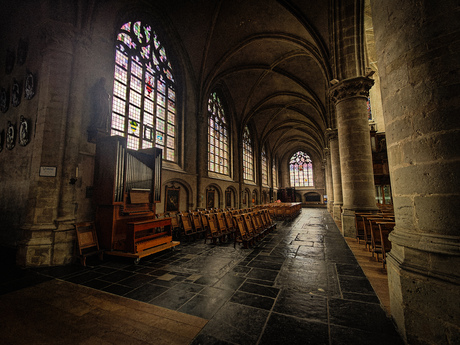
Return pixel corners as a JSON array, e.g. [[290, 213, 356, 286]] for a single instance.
[[324, 149, 334, 214], [330, 77, 378, 237], [371, 1, 460, 344], [196, 111, 207, 209], [17, 22, 76, 266], [327, 129, 344, 225]]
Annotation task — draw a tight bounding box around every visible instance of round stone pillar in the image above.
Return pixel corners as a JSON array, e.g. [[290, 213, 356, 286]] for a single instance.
[[327, 129, 344, 225], [371, 0, 460, 344], [324, 149, 334, 214], [330, 77, 377, 237]]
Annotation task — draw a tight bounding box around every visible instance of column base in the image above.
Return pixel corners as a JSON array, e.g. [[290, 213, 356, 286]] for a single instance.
[[333, 204, 342, 222], [387, 244, 460, 345], [17, 221, 75, 267], [341, 209, 356, 238]]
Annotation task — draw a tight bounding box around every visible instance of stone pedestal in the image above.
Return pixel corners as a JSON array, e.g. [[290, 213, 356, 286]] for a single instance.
[[371, 0, 460, 343]]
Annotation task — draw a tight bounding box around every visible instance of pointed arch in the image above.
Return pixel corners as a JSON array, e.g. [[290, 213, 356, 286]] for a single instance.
[[289, 151, 314, 187], [111, 20, 177, 161]]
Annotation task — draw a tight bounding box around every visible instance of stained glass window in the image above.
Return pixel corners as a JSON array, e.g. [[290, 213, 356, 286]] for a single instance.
[[289, 151, 314, 187], [111, 20, 176, 160], [367, 97, 372, 121], [243, 126, 254, 181], [208, 91, 229, 175], [272, 158, 277, 187], [261, 147, 268, 185]]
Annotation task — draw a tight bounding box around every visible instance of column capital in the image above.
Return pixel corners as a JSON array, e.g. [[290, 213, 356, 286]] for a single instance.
[[329, 77, 374, 104], [325, 128, 338, 141]]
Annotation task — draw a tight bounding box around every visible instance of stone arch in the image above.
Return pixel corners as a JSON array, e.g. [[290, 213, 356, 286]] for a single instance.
[[304, 191, 321, 202], [251, 188, 259, 206], [162, 178, 194, 213], [225, 185, 238, 209], [204, 183, 223, 209], [242, 187, 251, 208]]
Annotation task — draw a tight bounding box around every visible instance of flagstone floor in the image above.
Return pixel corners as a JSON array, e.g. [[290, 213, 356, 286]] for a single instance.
[[1, 208, 403, 345]]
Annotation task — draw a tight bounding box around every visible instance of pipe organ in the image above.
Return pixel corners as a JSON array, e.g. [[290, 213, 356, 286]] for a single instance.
[[94, 136, 178, 262]]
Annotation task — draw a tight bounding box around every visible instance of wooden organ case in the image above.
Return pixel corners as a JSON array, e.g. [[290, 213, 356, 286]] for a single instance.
[[94, 136, 179, 262]]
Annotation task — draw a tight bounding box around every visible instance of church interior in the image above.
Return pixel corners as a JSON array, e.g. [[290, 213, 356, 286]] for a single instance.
[[0, 1, 458, 344]]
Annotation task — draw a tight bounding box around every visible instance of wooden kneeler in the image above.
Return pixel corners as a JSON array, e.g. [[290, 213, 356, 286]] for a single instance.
[[74, 221, 104, 266]]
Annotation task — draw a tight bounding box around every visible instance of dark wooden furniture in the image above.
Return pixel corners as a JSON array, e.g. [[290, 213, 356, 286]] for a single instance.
[[74, 221, 104, 266], [93, 136, 178, 263]]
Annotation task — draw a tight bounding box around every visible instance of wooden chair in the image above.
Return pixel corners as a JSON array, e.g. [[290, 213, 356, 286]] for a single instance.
[[233, 214, 253, 248], [355, 213, 373, 244], [204, 213, 223, 244], [200, 211, 210, 235], [263, 209, 276, 231], [275, 205, 285, 220], [191, 212, 205, 238], [216, 212, 230, 241], [361, 214, 385, 251], [165, 212, 181, 240], [74, 222, 104, 266], [243, 213, 258, 240], [367, 217, 392, 260], [224, 211, 237, 239], [179, 212, 195, 240], [377, 222, 395, 268]]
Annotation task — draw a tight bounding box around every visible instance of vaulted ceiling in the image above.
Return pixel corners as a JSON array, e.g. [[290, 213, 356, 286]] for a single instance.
[[160, 0, 333, 163]]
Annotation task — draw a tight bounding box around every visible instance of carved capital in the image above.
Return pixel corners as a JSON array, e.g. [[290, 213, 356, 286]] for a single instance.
[[329, 77, 374, 104], [325, 128, 338, 141]]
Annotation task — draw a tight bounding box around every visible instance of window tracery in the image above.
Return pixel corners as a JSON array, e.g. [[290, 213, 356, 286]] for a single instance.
[[208, 91, 229, 175], [243, 126, 254, 181], [289, 151, 313, 187], [111, 20, 176, 161]]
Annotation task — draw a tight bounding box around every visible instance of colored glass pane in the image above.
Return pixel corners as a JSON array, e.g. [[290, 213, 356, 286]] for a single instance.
[[111, 20, 176, 161], [289, 151, 313, 187]]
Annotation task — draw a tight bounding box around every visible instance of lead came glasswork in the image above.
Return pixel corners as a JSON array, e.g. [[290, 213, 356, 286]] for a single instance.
[[208, 91, 230, 175], [243, 126, 254, 181], [289, 151, 314, 187], [111, 20, 176, 158]]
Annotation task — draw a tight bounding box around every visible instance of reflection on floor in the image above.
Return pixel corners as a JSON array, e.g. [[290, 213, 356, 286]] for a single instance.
[[1, 209, 403, 345]]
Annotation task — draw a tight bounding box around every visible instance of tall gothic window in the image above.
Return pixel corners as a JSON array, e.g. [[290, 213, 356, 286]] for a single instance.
[[208, 91, 229, 175], [242, 126, 254, 181], [261, 147, 268, 185], [289, 151, 314, 187], [111, 20, 176, 161], [272, 158, 277, 187]]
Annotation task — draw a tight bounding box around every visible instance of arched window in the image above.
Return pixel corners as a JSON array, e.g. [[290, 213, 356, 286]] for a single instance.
[[261, 147, 268, 185], [208, 91, 229, 175], [111, 20, 176, 161], [272, 158, 277, 187], [242, 126, 254, 181], [289, 151, 314, 187]]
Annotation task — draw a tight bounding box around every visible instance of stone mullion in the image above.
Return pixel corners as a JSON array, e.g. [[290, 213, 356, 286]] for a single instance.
[[330, 77, 377, 237]]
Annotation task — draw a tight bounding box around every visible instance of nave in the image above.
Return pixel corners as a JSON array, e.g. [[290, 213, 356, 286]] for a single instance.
[[1, 209, 403, 345]]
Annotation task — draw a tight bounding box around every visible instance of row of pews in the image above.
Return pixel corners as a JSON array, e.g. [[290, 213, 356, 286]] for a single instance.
[[161, 207, 277, 248], [255, 202, 302, 221], [355, 205, 395, 268]]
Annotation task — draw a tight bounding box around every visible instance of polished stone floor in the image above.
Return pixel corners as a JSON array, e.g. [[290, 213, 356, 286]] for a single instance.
[[1, 209, 403, 345]]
